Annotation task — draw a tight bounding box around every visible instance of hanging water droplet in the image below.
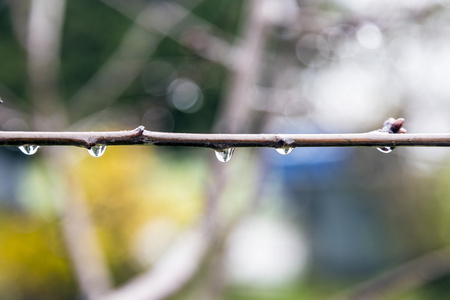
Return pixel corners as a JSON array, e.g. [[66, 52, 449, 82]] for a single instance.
[[275, 147, 294, 155], [215, 148, 235, 163], [18, 145, 40, 155], [377, 147, 393, 154], [87, 145, 107, 157]]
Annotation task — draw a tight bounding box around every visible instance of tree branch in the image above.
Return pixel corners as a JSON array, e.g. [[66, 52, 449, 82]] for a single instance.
[[1, 126, 450, 149]]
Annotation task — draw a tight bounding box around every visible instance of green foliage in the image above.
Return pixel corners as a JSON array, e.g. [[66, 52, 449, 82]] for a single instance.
[[192, 0, 243, 36], [0, 6, 27, 101], [61, 0, 132, 99]]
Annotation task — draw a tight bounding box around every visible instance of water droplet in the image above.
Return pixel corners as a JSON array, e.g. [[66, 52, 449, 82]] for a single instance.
[[87, 145, 107, 157], [377, 147, 393, 154], [276, 147, 294, 155], [215, 148, 235, 163], [18, 145, 39, 155]]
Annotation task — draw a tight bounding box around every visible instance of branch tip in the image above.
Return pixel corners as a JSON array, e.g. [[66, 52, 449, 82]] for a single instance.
[[376, 117, 407, 134]]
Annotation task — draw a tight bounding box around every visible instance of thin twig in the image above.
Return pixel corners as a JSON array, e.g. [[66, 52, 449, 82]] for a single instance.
[[68, 10, 156, 120], [100, 0, 235, 69], [1, 126, 450, 148], [330, 246, 450, 300]]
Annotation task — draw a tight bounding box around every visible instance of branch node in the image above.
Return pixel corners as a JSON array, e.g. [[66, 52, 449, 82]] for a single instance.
[[133, 125, 145, 136], [276, 135, 295, 148]]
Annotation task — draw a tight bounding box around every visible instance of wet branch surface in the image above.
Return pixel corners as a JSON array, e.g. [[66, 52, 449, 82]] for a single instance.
[[1, 127, 450, 149], [0, 118, 448, 149]]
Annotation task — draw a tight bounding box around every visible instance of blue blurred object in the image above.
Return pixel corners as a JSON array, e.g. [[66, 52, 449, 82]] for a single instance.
[[263, 128, 396, 279], [0, 148, 27, 207]]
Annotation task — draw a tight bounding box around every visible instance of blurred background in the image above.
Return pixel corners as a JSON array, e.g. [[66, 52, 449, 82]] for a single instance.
[[1, 0, 450, 299]]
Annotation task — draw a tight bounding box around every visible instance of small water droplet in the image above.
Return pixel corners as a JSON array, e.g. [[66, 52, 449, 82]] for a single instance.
[[88, 145, 107, 157], [276, 147, 294, 155], [18, 145, 39, 155], [215, 148, 235, 163], [377, 147, 393, 154]]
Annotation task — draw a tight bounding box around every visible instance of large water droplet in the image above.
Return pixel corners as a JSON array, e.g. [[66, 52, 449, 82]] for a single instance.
[[377, 147, 393, 154], [18, 145, 40, 155], [215, 148, 235, 163], [276, 147, 294, 155], [88, 145, 107, 157]]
